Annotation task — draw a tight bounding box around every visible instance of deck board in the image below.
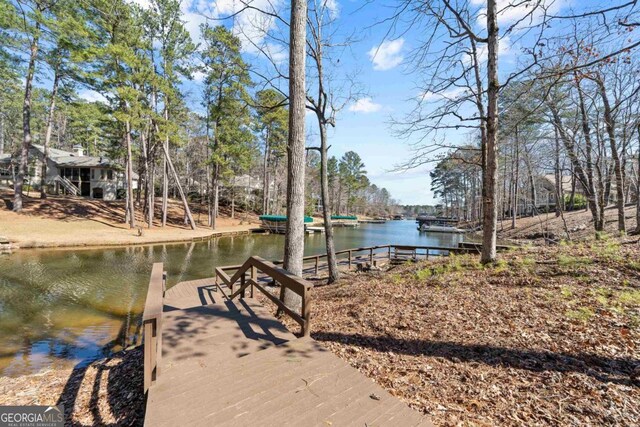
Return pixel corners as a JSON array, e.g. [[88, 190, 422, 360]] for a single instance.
[[145, 277, 431, 426]]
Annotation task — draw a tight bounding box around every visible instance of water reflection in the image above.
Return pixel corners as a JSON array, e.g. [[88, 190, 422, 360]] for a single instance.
[[0, 220, 462, 376]]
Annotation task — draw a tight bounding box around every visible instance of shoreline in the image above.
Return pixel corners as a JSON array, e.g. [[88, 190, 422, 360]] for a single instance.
[[7, 225, 264, 251], [0, 188, 268, 251]]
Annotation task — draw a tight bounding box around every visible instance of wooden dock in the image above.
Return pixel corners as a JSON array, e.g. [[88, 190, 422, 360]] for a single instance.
[[143, 259, 432, 426]]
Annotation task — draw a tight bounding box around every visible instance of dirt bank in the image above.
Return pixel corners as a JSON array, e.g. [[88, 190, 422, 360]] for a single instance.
[[0, 347, 145, 426], [498, 205, 638, 242], [0, 188, 260, 249]]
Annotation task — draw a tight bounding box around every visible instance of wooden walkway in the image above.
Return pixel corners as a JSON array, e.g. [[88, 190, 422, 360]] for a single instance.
[[145, 277, 431, 426]]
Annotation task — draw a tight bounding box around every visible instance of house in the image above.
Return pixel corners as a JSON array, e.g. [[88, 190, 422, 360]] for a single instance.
[[514, 174, 587, 215], [0, 144, 137, 201]]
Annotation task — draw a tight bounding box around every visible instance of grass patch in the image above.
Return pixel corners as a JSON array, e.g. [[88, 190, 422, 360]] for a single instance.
[[618, 290, 640, 306], [566, 307, 595, 322], [628, 261, 640, 272], [390, 273, 403, 285], [414, 268, 432, 281], [557, 254, 593, 267], [560, 286, 573, 299], [599, 240, 622, 261]]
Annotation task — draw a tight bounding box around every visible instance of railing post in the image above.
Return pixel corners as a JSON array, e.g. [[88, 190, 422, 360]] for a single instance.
[[348, 250, 352, 270], [144, 320, 153, 393], [301, 289, 311, 337], [240, 273, 246, 299], [369, 248, 373, 264], [388, 246, 391, 260], [143, 263, 164, 393], [276, 281, 285, 317], [250, 265, 257, 298], [162, 271, 167, 296], [315, 256, 319, 276]]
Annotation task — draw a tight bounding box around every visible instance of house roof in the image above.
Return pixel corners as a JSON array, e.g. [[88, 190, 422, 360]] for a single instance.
[[0, 154, 10, 165], [51, 155, 113, 168], [30, 144, 115, 168], [229, 174, 262, 190], [30, 144, 138, 179], [538, 174, 571, 192]]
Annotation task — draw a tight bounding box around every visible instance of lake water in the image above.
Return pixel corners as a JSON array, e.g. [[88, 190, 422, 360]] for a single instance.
[[0, 220, 463, 377]]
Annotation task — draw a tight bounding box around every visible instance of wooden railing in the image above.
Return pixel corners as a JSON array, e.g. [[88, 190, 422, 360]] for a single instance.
[[215, 256, 313, 337], [271, 244, 480, 274], [143, 263, 166, 393]]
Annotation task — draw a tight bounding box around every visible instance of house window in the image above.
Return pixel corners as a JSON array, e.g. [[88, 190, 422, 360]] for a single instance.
[[107, 170, 113, 180]]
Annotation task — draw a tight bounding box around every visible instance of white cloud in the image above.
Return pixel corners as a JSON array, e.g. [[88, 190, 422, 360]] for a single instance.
[[419, 87, 468, 102], [203, 0, 285, 55], [125, 0, 287, 57], [181, 0, 210, 45], [325, 0, 340, 19], [127, 0, 151, 9], [192, 70, 206, 82], [78, 90, 108, 104], [349, 98, 382, 113], [368, 39, 404, 71], [462, 35, 512, 65], [471, 0, 569, 28], [263, 42, 288, 64]]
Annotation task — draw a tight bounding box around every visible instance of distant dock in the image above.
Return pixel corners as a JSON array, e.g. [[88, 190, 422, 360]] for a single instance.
[[358, 219, 386, 224]]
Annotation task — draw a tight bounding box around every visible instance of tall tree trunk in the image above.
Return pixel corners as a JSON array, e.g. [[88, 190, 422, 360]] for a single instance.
[[125, 121, 136, 229], [319, 124, 339, 283], [550, 103, 603, 231], [283, 0, 307, 279], [554, 126, 563, 217], [574, 73, 602, 227], [161, 107, 169, 227], [636, 126, 640, 234], [481, 0, 499, 264], [0, 113, 5, 155], [512, 125, 520, 227], [263, 131, 271, 214], [211, 163, 219, 230], [596, 78, 625, 232], [160, 141, 196, 230], [501, 146, 509, 225], [141, 125, 152, 228], [14, 23, 40, 212], [40, 66, 60, 199], [231, 186, 235, 219]]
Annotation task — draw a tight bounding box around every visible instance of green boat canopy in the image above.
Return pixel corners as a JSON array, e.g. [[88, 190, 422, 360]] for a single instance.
[[260, 215, 313, 223], [331, 215, 357, 220]]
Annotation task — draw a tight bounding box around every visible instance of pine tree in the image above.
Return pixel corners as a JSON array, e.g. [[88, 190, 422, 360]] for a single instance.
[[200, 24, 254, 230]]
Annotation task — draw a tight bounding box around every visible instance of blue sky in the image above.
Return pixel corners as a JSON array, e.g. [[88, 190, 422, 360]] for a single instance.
[[83, 0, 627, 205]]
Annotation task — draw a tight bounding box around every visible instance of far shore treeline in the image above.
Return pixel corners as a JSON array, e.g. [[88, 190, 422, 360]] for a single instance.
[[0, 0, 397, 230]]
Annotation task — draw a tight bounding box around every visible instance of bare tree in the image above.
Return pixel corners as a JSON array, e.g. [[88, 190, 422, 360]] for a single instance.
[[389, 0, 526, 263], [306, 0, 361, 283]]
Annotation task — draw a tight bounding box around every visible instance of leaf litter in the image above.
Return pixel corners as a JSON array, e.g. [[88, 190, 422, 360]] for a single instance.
[[276, 240, 640, 426]]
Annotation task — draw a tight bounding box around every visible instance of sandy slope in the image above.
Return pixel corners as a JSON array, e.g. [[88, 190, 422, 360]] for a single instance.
[[0, 188, 259, 248], [498, 205, 638, 242]]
